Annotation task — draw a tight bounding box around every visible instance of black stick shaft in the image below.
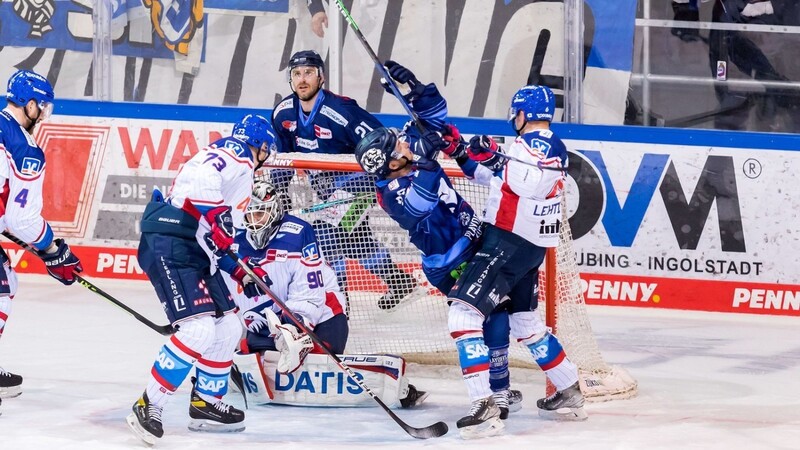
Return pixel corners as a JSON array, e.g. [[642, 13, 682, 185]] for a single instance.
[[2, 231, 174, 336]]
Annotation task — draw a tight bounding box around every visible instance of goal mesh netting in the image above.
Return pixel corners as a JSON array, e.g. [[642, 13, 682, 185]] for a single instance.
[[260, 153, 637, 401]]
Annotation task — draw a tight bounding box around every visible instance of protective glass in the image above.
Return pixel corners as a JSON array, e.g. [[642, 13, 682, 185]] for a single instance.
[[38, 101, 54, 120]]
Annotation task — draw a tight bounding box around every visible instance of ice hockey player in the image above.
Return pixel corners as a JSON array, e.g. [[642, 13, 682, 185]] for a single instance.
[[446, 85, 588, 437], [0, 70, 83, 411], [270, 49, 422, 309], [126, 114, 276, 445], [354, 61, 523, 423], [220, 181, 427, 409]]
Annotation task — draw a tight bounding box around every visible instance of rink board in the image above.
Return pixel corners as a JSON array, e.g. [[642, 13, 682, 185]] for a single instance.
[[3, 101, 799, 317]]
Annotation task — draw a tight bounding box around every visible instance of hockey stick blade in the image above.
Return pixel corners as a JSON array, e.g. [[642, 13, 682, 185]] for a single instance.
[[1, 231, 175, 336], [227, 250, 448, 439]]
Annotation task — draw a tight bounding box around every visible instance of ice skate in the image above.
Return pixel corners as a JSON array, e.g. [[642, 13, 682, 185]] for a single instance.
[[0, 367, 22, 398], [494, 388, 523, 419], [188, 379, 245, 433], [456, 396, 504, 439], [400, 384, 429, 408], [126, 391, 163, 445], [377, 273, 425, 310], [537, 381, 588, 421]]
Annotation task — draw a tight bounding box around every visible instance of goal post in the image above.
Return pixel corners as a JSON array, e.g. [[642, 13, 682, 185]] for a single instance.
[[259, 153, 638, 402]]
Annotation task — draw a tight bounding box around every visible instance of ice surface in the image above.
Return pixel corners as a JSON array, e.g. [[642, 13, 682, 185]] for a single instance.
[[1, 276, 798, 449]]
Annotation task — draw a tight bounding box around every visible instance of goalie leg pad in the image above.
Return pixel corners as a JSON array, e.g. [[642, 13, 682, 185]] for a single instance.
[[262, 352, 410, 408]]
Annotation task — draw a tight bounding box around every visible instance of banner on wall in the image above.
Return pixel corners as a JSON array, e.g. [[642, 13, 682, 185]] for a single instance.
[[3, 112, 798, 318]]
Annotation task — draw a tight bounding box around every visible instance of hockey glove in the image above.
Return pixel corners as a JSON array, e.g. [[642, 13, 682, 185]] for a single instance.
[[203, 206, 235, 257], [414, 129, 450, 159], [41, 239, 83, 286], [441, 124, 468, 160], [468, 135, 507, 172], [231, 256, 272, 298], [265, 309, 314, 374], [382, 60, 426, 102]]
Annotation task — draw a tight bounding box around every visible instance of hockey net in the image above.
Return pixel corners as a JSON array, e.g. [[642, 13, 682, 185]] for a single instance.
[[260, 153, 637, 401]]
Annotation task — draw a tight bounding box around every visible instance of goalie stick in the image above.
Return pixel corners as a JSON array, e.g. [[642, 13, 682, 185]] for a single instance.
[[1, 231, 175, 336], [332, 0, 427, 134], [226, 250, 448, 439]]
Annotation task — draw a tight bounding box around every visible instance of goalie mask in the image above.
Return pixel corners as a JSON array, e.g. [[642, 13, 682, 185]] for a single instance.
[[245, 181, 284, 250]]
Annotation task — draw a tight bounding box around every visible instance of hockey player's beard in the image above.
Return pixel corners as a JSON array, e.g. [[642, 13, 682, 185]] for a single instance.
[[297, 87, 319, 102]]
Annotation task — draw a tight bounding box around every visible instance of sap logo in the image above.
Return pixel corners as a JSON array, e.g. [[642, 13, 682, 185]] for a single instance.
[[156, 351, 175, 370], [530, 345, 548, 361], [197, 377, 226, 393], [275, 370, 364, 395], [464, 343, 489, 359], [568, 151, 745, 252], [142, 0, 203, 55]]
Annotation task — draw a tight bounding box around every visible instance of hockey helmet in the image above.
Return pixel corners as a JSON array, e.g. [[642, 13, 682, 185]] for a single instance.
[[245, 180, 285, 250], [288, 50, 325, 80], [508, 85, 555, 132], [355, 127, 406, 179], [6, 69, 55, 119], [233, 114, 277, 152]]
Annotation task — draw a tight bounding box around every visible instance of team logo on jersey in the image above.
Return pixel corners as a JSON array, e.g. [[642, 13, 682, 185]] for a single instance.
[[142, 0, 204, 55], [314, 125, 332, 139], [282, 120, 297, 132], [19, 156, 42, 176], [302, 243, 320, 262]]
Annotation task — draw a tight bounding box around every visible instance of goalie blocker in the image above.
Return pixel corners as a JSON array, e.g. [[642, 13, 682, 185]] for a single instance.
[[232, 351, 427, 408]]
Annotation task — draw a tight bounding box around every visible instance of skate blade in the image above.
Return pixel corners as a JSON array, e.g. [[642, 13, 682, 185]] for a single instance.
[[458, 417, 505, 439], [538, 406, 588, 421], [508, 402, 522, 414], [0, 386, 22, 399], [188, 418, 245, 433], [411, 391, 430, 407], [126, 413, 157, 446]]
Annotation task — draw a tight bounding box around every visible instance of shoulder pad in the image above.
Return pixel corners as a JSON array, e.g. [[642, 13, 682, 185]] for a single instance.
[[273, 97, 294, 116]]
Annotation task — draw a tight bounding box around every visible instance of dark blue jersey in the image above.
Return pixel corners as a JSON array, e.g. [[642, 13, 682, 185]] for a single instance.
[[271, 89, 382, 154], [375, 161, 479, 290]]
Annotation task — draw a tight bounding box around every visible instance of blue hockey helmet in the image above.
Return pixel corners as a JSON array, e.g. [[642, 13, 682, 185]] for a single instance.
[[233, 114, 276, 150], [355, 127, 406, 179], [508, 85, 555, 132], [6, 70, 55, 117]]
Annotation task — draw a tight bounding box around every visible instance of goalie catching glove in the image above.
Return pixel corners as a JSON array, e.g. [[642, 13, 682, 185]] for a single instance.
[[264, 308, 313, 375], [231, 256, 272, 298]]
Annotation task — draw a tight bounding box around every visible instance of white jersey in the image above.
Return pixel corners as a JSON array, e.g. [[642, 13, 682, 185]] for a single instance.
[[481, 129, 567, 247], [167, 136, 255, 255], [231, 214, 346, 328], [0, 109, 54, 250]]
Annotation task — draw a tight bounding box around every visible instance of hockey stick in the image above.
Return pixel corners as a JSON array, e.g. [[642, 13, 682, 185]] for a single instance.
[[226, 250, 448, 439], [1, 232, 175, 336], [298, 193, 373, 214], [332, 0, 427, 134]]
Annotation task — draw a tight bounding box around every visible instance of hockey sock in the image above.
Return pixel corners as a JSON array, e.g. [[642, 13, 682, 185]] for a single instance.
[[146, 317, 216, 407], [194, 314, 241, 402], [0, 295, 10, 339], [484, 312, 511, 392], [449, 302, 492, 401], [521, 332, 579, 391], [453, 331, 492, 401]]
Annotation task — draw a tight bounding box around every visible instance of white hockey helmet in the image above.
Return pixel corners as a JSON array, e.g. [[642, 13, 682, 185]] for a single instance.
[[245, 181, 284, 250]]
